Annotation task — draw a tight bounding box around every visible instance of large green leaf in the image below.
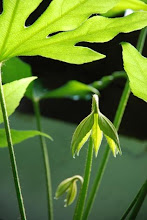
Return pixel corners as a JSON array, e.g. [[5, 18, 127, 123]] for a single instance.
[[0, 77, 36, 123], [0, 129, 52, 147], [14, 12, 147, 64], [0, 1, 147, 64], [122, 42, 147, 102], [104, 0, 147, 17], [0, 0, 119, 62]]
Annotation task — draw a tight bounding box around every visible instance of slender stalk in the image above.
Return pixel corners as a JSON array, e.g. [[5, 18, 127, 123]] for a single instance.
[[0, 63, 26, 220], [121, 179, 147, 220], [73, 136, 93, 220], [83, 27, 147, 220], [33, 99, 53, 220], [129, 180, 147, 219], [83, 80, 130, 220], [136, 27, 147, 53]]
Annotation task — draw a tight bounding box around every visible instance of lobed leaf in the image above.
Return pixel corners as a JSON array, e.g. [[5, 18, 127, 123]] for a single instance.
[[17, 11, 147, 64], [71, 112, 94, 156], [0, 1, 147, 64], [0, 77, 36, 123], [104, 0, 147, 17], [0, 0, 119, 62], [122, 42, 147, 102], [0, 129, 53, 147]]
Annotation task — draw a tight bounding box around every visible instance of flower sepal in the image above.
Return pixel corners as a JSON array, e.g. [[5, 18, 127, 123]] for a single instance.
[[71, 94, 122, 157]]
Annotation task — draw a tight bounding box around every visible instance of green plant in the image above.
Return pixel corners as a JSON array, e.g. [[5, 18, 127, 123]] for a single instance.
[[0, 0, 147, 220]]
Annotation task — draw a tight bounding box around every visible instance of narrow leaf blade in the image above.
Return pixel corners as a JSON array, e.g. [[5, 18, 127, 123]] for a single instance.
[[43, 80, 99, 99], [0, 129, 53, 147]]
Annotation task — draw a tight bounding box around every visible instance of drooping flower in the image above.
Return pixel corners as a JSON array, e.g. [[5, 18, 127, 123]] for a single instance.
[[71, 94, 121, 157], [55, 175, 83, 207]]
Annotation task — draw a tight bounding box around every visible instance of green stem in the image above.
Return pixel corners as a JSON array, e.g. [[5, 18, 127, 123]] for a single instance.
[[83, 27, 147, 220], [121, 179, 147, 220], [83, 80, 130, 220], [0, 64, 26, 220], [33, 100, 53, 220], [136, 27, 147, 53], [129, 180, 147, 219], [91, 71, 126, 90], [73, 136, 93, 220]]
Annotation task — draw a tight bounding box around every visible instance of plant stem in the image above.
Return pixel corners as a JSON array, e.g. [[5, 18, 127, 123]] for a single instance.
[[0, 64, 26, 220], [83, 27, 147, 220], [83, 80, 130, 220], [33, 99, 53, 220], [121, 179, 147, 220], [136, 27, 147, 53], [73, 136, 93, 220], [129, 180, 147, 219]]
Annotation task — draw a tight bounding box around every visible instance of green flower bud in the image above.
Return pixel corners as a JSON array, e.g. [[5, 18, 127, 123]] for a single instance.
[[55, 175, 83, 207], [65, 180, 77, 207], [71, 94, 121, 157]]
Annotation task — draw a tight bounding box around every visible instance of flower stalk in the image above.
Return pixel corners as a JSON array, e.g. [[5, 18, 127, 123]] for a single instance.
[[73, 136, 93, 220], [72, 94, 121, 220]]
